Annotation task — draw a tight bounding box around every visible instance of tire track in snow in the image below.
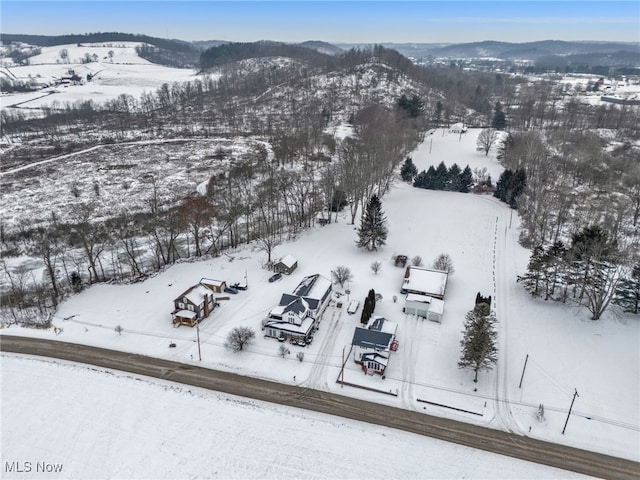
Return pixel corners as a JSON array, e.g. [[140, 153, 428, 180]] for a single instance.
[[306, 306, 342, 391], [492, 209, 522, 435]]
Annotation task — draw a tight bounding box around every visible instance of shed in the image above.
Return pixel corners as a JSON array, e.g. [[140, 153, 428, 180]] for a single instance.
[[200, 278, 227, 293], [274, 255, 298, 275]]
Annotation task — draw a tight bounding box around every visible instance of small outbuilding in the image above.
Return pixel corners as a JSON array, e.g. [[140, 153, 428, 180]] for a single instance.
[[273, 255, 298, 275], [200, 278, 227, 293]]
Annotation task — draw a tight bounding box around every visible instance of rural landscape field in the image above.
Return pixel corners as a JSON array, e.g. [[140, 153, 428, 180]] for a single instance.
[[1, 2, 639, 478]]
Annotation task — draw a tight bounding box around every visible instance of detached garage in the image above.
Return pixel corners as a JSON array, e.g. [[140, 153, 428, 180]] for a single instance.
[[404, 293, 444, 323]]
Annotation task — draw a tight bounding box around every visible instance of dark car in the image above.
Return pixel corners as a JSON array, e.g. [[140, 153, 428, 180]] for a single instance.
[[268, 273, 282, 283], [224, 286, 238, 294]]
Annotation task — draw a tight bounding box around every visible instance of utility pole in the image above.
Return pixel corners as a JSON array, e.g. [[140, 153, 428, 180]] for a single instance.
[[196, 320, 202, 361], [518, 354, 529, 388], [562, 389, 579, 434], [341, 346, 345, 388]]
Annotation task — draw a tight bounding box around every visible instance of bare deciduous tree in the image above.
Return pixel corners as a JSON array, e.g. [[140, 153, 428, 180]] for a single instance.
[[225, 327, 255, 352], [331, 266, 353, 288], [370, 261, 382, 275], [432, 253, 455, 274], [476, 128, 498, 156]]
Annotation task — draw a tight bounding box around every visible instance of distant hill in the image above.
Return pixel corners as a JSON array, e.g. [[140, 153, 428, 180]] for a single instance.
[[199, 41, 338, 70], [339, 40, 640, 68], [1, 32, 199, 67], [298, 41, 343, 56]]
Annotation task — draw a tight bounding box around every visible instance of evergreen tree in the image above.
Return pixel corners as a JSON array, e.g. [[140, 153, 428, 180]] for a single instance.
[[434, 100, 443, 126], [413, 170, 427, 188], [400, 157, 418, 182], [422, 166, 438, 189], [494, 168, 526, 208], [613, 263, 640, 314], [458, 304, 498, 383], [397, 94, 424, 118], [459, 165, 474, 193], [492, 101, 507, 130], [494, 169, 513, 202], [360, 289, 377, 325], [517, 245, 545, 297], [433, 161, 449, 190], [447, 163, 462, 191], [356, 195, 388, 251]]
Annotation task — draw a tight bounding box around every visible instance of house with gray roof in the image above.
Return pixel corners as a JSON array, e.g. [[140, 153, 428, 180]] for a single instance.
[[351, 317, 398, 375], [263, 274, 332, 342]]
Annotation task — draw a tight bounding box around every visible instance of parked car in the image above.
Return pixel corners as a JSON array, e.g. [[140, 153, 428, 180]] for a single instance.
[[232, 282, 248, 290], [347, 300, 360, 315], [224, 286, 238, 294], [268, 273, 282, 283]]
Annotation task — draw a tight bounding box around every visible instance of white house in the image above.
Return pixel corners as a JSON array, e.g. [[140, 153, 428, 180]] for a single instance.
[[351, 317, 398, 375], [401, 266, 448, 323], [449, 122, 468, 134], [263, 274, 332, 342]]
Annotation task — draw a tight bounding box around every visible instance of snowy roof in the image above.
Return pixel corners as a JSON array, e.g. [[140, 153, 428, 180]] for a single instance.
[[367, 317, 398, 336], [200, 278, 225, 287], [428, 298, 445, 315], [405, 293, 432, 303], [278, 255, 298, 268], [402, 267, 448, 298], [179, 285, 212, 306], [362, 351, 389, 367], [293, 274, 332, 301], [264, 316, 315, 335], [352, 327, 394, 351], [172, 309, 197, 319]]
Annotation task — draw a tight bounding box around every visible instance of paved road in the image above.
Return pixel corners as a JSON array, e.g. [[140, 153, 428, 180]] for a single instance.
[[2, 335, 638, 480]]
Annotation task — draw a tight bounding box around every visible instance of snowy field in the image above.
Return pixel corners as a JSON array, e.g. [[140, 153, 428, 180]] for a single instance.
[[0, 43, 204, 110], [0, 355, 590, 479], [2, 129, 638, 468]]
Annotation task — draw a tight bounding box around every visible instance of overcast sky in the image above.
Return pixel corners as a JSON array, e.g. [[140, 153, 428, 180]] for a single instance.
[[2, 1, 639, 44]]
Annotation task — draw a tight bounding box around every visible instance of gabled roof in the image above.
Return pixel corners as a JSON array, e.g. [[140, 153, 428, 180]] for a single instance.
[[367, 316, 398, 336], [200, 278, 225, 287], [352, 327, 394, 351], [277, 254, 298, 268], [293, 274, 332, 300], [362, 351, 389, 367], [283, 297, 309, 316], [177, 284, 212, 305]]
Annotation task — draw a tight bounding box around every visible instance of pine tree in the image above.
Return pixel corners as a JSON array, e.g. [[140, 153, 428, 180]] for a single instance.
[[492, 102, 507, 130], [517, 245, 545, 297], [459, 165, 474, 193], [613, 263, 640, 314], [458, 304, 498, 383], [434, 161, 449, 190], [400, 157, 418, 182], [356, 195, 388, 251], [447, 163, 462, 191], [413, 170, 427, 188]]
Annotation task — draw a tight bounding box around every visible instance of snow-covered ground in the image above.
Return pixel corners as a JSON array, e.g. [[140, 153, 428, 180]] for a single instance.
[[2, 129, 638, 471], [0, 355, 590, 479], [0, 43, 205, 110]]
